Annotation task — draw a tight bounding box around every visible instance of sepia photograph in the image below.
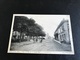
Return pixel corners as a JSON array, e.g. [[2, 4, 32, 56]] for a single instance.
[[8, 14, 74, 54]]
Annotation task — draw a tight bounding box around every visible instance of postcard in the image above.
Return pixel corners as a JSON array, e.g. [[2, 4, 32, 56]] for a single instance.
[[7, 14, 74, 55]]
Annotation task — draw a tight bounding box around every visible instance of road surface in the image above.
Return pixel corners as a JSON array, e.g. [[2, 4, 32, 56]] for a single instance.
[[11, 38, 71, 51]]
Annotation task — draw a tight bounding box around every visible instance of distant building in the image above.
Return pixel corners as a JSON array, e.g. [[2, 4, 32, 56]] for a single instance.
[[12, 31, 20, 41], [12, 31, 26, 41], [45, 33, 51, 39], [54, 20, 70, 44]]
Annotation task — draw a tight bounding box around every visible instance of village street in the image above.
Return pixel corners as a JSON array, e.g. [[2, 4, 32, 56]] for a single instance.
[[11, 38, 71, 51]]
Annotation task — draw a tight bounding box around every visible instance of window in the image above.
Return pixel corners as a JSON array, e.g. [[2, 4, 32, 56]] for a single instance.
[[62, 25, 65, 31]]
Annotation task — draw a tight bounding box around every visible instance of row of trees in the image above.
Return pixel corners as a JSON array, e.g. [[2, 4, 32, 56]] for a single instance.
[[12, 16, 46, 42]]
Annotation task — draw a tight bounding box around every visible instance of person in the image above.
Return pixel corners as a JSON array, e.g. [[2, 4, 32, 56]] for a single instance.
[[40, 37, 45, 43]]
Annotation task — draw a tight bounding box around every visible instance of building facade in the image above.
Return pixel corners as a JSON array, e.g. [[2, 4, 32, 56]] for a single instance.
[[54, 20, 70, 44]]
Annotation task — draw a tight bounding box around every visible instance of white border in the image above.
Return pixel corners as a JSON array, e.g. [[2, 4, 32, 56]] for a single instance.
[[7, 14, 74, 55]]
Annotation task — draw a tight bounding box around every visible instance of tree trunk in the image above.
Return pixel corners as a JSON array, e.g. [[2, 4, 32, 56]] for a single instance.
[[19, 33, 22, 42]]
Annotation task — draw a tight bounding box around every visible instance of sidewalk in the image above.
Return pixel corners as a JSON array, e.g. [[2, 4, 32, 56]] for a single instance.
[[53, 39, 71, 51]]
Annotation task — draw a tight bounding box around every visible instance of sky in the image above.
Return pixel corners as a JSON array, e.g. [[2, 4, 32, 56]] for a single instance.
[[25, 15, 70, 37]]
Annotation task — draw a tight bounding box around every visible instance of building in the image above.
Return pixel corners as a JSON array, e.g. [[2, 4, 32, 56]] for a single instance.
[[54, 20, 70, 44], [12, 31, 26, 42]]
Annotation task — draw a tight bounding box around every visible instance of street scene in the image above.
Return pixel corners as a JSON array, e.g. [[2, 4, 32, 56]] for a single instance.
[[8, 14, 74, 54]]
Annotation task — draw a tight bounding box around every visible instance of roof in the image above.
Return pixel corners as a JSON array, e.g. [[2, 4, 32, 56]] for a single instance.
[[54, 20, 68, 33]]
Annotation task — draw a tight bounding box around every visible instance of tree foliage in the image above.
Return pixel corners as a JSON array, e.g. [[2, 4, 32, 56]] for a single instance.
[[13, 16, 45, 37]]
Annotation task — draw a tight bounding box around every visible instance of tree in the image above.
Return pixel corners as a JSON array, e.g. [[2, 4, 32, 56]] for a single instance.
[[13, 16, 35, 42], [13, 16, 46, 42]]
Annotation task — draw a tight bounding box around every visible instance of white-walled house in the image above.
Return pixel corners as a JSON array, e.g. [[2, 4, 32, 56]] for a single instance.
[[54, 20, 70, 44]]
